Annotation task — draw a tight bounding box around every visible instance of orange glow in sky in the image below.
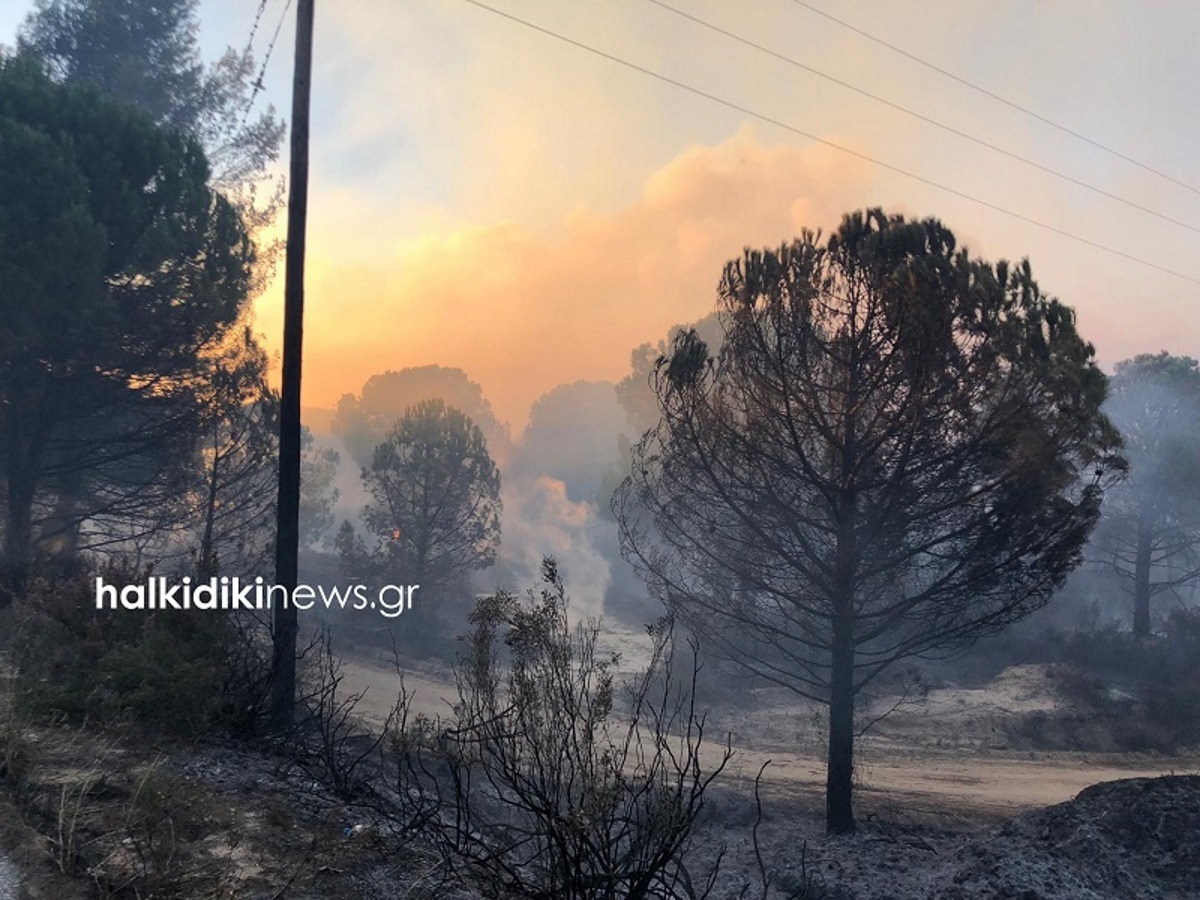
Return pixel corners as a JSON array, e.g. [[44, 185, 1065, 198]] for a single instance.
[[235, 1, 1200, 430]]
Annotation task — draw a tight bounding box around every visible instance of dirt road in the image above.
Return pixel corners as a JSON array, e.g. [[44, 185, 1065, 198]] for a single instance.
[[338, 658, 1200, 823]]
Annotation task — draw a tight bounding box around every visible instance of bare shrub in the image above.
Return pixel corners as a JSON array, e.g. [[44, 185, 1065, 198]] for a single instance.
[[91, 764, 246, 897], [290, 627, 392, 802], [1, 730, 249, 898], [390, 558, 733, 899]]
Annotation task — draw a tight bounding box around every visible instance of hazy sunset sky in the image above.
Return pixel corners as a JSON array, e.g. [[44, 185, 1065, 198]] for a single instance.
[[4, 0, 1199, 429]]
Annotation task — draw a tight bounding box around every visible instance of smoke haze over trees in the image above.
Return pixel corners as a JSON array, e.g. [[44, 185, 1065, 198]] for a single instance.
[[332, 366, 511, 469], [299, 425, 339, 550], [512, 380, 632, 504], [1092, 353, 1200, 636], [2, 1, 1199, 889]]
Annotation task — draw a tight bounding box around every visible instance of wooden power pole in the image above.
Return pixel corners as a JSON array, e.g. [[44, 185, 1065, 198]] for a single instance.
[[271, 0, 315, 727]]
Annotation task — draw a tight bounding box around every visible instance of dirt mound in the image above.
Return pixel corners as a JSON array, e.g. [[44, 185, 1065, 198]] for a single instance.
[[917, 776, 1200, 899]]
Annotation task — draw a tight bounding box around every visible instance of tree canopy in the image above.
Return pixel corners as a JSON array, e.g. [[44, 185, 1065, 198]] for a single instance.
[[338, 399, 502, 600], [17, 0, 285, 195], [616, 209, 1119, 833], [616, 312, 723, 437], [0, 58, 254, 596]]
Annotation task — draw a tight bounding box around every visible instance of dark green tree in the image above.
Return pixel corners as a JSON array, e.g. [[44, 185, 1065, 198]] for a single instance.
[[616, 209, 1118, 833], [1094, 353, 1200, 636], [337, 400, 501, 599], [17, 0, 285, 197], [0, 59, 254, 597]]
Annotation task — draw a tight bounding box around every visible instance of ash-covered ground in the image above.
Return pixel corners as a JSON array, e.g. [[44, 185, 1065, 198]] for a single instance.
[[324, 657, 1200, 898]]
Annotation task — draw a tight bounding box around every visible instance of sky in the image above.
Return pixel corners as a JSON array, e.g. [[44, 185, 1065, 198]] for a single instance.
[[3, 0, 1199, 431]]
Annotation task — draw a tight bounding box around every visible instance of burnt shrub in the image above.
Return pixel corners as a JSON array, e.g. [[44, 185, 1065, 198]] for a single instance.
[[1008, 609, 1200, 752], [387, 558, 733, 899]]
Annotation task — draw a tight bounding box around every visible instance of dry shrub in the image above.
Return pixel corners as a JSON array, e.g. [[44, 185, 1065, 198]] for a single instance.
[[389, 558, 733, 899]]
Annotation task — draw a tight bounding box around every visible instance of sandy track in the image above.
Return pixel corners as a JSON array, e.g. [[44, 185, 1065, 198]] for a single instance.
[[338, 660, 459, 723], [337, 658, 1200, 823], [721, 745, 1200, 822]]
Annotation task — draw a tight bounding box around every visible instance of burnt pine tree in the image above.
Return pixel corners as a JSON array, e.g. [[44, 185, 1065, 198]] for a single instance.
[[1095, 353, 1200, 635], [616, 210, 1119, 834]]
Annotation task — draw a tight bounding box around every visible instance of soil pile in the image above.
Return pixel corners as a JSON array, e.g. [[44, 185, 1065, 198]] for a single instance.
[[914, 775, 1200, 899]]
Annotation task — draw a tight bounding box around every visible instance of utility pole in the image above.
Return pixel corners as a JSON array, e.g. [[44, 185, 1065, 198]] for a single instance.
[[271, 0, 315, 727]]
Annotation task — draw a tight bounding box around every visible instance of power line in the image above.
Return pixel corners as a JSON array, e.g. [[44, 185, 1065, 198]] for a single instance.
[[235, 0, 272, 128], [262, 0, 296, 80], [239, 0, 295, 131], [242, 0, 271, 59], [458, 0, 1200, 286], [647, 0, 1200, 237], [788, 0, 1200, 197]]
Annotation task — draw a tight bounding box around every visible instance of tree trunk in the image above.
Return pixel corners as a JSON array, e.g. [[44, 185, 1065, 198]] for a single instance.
[[827, 342, 860, 836], [1133, 501, 1154, 638], [826, 609, 856, 834], [2, 478, 35, 605], [199, 430, 221, 579], [827, 481, 858, 834]]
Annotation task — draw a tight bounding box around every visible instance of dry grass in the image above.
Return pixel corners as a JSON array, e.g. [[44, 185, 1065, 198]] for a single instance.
[[0, 697, 383, 898]]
